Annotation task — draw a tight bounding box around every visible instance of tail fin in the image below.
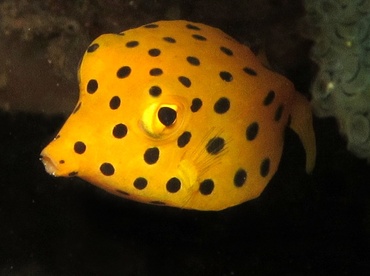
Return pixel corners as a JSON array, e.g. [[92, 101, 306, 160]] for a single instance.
[[289, 92, 316, 173]]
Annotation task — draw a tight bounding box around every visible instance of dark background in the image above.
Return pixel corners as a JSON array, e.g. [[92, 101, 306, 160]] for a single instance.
[[1, 1, 370, 275]]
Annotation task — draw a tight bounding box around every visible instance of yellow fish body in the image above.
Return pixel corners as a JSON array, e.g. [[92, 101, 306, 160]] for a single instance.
[[41, 20, 316, 211]]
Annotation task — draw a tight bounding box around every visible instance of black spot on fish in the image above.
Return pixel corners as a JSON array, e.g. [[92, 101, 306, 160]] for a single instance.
[[109, 96, 121, 110], [214, 97, 230, 114], [178, 76, 191, 88], [219, 71, 233, 82], [163, 37, 176, 43], [117, 66, 131, 78], [199, 179, 214, 195], [186, 56, 200, 66], [220, 46, 233, 56], [192, 34, 207, 41], [234, 169, 247, 187], [186, 24, 201, 30], [191, 98, 202, 112], [274, 104, 284, 122], [74, 141, 86, 154], [149, 86, 162, 97], [243, 67, 257, 76], [246, 122, 259, 141], [260, 158, 270, 177], [100, 163, 115, 176], [166, 177, 181, 193], [144, 147, 160, 164], [150, 68, 163, 76], [148, 48, 161, 57], [177, 131, 191, 148], [87, 43, 99, 53], [206, 137, 225, 154], [134, 177, 148, 190], [126, 41, 139, 48], [112, 123, 128, 138], [87, 79, 98, 94], [263, 90, 275, 106]]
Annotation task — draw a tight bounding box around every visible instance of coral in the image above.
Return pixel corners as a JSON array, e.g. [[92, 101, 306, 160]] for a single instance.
[[301, 0, 370, 162]]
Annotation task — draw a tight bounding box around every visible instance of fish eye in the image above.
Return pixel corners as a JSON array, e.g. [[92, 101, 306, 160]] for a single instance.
[[141, 103, 179, 138], [158, 107, 177, 126]]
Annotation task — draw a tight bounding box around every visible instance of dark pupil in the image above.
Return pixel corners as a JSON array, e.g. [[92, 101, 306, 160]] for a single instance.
[[158, 107, 177, 126]]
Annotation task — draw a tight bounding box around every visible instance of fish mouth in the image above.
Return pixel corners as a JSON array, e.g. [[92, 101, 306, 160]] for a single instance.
[[40, 154, 58, 176]]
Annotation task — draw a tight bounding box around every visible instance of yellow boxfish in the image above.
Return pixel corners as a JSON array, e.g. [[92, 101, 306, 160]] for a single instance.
[[40, 20, 316, 211]]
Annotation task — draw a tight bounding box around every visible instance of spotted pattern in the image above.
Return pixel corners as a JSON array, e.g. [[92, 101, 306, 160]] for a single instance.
[[186, 23, 200, 30], [219, 71, 233, 82], [112, 124, 128, 138], [234, 169, 247, 187], [246, 122, 259, 141], [42, 20, 310, 211], [87, 79, 98, 94], [214, 97, 230, 114], [126, 41, 139, 48], [74, 141, 86, 154], [144, 147, 160, 164], [206, 137, 225, 154], [192, 34, 207, 41], [199, 179, 214, 195], [263, 90, 275, 106], [178, 76, 191, 87], [83, 22, 268, 206], [100, 163, 115, 176], [177, 131, 191, 148], [148, 48, 161, 57], [191, 98, 202, 112], [87, 43, 99, 53], [243, 67, 257, 76], [117, 66, 131, 78], [220, 46, 233, 56], [150, 68, 163, 76], [260, 158, 270, 177], [109, 96, 121, 110], [163, 37, 176, 43], [166, 177, 181, 193], [134, 177, 147, 190], [186, 56, 200, 66], [275, 104, 284, 122], [149, 86, 162, 97]]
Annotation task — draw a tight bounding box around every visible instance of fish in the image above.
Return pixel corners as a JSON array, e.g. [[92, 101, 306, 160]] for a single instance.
[[40, 20, 316, 211]]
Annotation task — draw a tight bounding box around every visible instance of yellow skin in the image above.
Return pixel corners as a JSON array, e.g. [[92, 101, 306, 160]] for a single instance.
[[41, 20, 316, 211]]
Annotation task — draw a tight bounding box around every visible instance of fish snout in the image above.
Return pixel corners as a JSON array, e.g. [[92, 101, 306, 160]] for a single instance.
[[40, 139, 80, 177], [40, 152, 59, 176]]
